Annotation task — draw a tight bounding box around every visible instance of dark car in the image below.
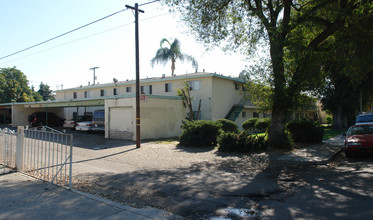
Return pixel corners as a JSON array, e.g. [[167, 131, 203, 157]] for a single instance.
[[344, 124, 373, 157], [91, 109, 105, 132], [28, 112, 64, 127]]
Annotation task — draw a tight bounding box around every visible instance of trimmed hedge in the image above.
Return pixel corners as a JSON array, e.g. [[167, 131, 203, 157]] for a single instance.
[[286, 120, 324, 143], [216, 119, 238, 133], [179, 120, 221, 147], [242, 118, 259, 131], [255, 118, 271, 132], [217, 131, 268, 153], [326, 116, 333, 125]]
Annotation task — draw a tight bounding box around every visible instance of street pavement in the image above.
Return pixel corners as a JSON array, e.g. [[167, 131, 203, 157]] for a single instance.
[[277, 134, 345, 165], [0, 135, 345, 220], [0, 173, 182, 220]]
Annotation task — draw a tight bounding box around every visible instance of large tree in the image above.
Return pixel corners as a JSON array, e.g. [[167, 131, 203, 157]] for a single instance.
[[289, 1, 373, 128], [151, 38, 198, 76], [37, 82, 55, 101], [164, 0, 361, 148], [0, 67, 40, 103]]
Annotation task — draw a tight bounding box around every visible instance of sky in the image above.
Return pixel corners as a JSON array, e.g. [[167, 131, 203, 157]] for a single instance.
[[0, 0, 251, 90]]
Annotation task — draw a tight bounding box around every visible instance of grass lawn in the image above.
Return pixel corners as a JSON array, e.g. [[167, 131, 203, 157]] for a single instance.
[[323, 126, 347, 140]]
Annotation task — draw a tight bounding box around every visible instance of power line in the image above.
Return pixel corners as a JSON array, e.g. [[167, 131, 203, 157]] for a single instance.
[[0, 12, 169, 64], [139, 0, 160, 7], [0, 8, 129, 60]]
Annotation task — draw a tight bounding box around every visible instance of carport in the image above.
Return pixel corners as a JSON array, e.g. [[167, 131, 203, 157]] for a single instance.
[[7, 98, 105, 127], [3, 95, 186, 141]]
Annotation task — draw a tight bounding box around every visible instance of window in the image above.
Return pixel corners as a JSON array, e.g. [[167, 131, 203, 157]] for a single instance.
[[234, 83, 239, 90], [141, 85, 152, 94], [126, 86, 131, 93], [253, 112, 259, 118], [187, 81, 201, 90], [165, 83, 172, 92], [242, 111, 246, 118], [84, 91, 88, 98], [113, 88, 118, 95], [73, 92, 77, 99], [100, 89, 105, 97]]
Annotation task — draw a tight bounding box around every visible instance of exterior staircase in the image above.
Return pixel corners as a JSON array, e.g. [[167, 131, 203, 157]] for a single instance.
[[225, 104, 244, 121]]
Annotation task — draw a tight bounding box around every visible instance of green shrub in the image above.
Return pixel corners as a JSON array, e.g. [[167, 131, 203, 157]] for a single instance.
[[286, 119, 324, 143], [267, 131, 294, 149], [255, 118, 271, 132], [325, 116, 333, 125], [216, 119, 238, 133], [179, 120, 221, 147], [217, 131, 268, 153], [242, 118, 259, 131]]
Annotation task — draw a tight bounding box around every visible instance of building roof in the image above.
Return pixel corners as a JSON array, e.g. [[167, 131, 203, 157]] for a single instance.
[[0, 94, 182, 108], [56, 72, 245, 92]]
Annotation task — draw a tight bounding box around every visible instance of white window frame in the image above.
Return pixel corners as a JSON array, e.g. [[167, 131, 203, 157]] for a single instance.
[[187, 81, 201, 91], [165, 83, 172, 92]]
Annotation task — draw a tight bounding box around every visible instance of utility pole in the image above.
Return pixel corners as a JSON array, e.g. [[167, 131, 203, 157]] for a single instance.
[[126, 3, 144, 148], [90, 67, 99, 85]]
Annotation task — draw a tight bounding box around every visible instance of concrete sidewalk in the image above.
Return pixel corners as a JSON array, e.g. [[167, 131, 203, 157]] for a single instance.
[[277, 135, 345, 165], [0, 173, 182, 220]]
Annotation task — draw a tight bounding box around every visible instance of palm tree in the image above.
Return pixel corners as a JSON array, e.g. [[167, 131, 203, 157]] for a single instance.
[[151, 38, 198, 76]]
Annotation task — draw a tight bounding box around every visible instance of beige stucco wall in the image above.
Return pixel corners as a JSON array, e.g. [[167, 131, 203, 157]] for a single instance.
[[105, 96, 185, 141], [54, 74, 217, 121], [140, 98, 185, 140], [234, 107, 262, 130], [211, 77, 244, 121]]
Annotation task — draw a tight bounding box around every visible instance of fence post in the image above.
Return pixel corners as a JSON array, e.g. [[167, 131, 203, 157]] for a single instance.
[[16, 126, 24, 171]]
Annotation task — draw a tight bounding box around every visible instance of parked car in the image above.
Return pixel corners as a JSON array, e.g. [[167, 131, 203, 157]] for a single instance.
[[28, 112, 64, 127], [75, 121, 92, 131], [355, 113, 373, 125], [63, 115, 93, 129], [91, 109, 105, 132], [344, 124, 373, 157]]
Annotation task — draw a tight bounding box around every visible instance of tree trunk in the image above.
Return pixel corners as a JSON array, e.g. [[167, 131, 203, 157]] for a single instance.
[[267, 33, 289, 149], [332, 105, 344, 129], [171, 57, 176, 76]]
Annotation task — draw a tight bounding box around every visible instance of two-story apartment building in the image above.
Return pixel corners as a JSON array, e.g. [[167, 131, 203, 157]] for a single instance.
[[2, 72, 326, 140], [54, 72, 264, 140]]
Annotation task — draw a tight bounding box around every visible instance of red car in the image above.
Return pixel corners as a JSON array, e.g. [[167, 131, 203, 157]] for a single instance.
[[345, 124, 373, 157]]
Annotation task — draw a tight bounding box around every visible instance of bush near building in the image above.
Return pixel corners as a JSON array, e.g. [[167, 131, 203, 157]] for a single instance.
[[286, 119, 324, 143], [325, 115, 333, 125], [242, 118, 259, 132], [179, 120, 221, 147], [216, 119, 239, 133], [255, 118, 271, 133], [217, 131, 268, 153]]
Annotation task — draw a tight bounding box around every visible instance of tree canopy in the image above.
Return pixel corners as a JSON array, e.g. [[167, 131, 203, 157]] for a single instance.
[[164, 0, 368, 148], [37, 82, 55, 101], [288, 1, 373, 128], [151, 38, 198, 76], [0, 67, 42, 103]]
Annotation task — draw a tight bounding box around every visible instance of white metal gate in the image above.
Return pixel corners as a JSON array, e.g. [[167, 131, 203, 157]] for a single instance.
[[0, 126, 73, 189], [0, 128, 17, 175]]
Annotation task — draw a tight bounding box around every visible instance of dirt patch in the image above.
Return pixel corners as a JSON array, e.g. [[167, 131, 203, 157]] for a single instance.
[[72, 142, 311, 219]]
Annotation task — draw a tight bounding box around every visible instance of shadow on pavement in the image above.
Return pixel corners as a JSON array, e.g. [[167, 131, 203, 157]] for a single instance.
[[73, 153, 373, 219]]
